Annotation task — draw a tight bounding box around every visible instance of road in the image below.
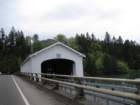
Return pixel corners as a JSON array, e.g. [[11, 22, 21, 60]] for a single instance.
[[0, 75, 25, 105], [0, 75, 82, 105]]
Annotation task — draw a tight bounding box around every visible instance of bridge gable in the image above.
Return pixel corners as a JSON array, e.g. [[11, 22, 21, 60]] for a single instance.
[[21, 42, 85, 77]]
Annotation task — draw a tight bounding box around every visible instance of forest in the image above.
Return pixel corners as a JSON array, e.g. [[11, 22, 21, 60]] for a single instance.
[[0, 27, 140, 78]]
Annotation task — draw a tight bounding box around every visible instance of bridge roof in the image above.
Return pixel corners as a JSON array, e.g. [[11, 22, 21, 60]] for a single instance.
[[21, 42, 86, 65]]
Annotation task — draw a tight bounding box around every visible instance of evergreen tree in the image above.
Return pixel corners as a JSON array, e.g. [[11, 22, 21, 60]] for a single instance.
[[91, 33, 96, 42], [0, 28, 139, 78], [8, 27, 16, 48], [104, 32, 111, 43], [117, 36, 123, 44], [112, 36, 116, 43]]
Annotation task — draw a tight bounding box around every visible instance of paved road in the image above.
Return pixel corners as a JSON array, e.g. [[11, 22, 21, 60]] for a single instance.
[[0, 75, 82, 105], [0, 75, 25, 105], [15, 75, 82, 105]]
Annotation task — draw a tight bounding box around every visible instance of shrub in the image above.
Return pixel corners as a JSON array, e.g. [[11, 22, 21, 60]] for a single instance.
[[117, 60, 129, 74]]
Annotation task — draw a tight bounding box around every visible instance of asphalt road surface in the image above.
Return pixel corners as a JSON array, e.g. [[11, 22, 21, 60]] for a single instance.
[[0, 75, 25, 105], [0, 75, 82, 105]]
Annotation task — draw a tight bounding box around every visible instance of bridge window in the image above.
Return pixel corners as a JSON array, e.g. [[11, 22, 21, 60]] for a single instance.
[[41, 59, 74, 75]]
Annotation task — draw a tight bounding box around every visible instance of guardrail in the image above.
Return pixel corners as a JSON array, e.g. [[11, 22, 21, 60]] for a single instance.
[[40, 73, 140, 84], [19, 72, 140, 105]]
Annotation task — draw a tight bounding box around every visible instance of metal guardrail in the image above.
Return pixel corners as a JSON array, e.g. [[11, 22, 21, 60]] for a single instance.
[[20, 72, 140, 105], [40, 73, 140, 84], [40, 73, 138, 93]]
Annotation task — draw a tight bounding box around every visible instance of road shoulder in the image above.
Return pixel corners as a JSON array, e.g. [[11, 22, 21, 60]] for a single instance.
[[14, 75, 83, 105]]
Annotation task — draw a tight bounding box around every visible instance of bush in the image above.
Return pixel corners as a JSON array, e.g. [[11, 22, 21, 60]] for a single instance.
[[95, 57, 104, 74], [117, 60, 129, 74]]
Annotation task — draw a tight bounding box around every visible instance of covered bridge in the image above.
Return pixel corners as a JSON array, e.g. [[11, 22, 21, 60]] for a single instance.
[[20, 42, 85, 77]]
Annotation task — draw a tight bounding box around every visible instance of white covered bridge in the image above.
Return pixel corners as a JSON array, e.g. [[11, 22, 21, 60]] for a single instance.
[[19, 42, 140, 105], [20, 42, 85, 77]]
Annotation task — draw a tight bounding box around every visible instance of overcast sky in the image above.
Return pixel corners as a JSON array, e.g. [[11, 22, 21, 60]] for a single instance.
[[0, 0, 140, 42]]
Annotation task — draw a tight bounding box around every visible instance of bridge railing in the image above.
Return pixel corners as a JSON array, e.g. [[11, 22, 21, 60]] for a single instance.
[[20, 72, 140, 105]]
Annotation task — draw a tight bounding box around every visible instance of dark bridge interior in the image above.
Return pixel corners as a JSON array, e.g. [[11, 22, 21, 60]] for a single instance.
[[41, 59, 74, 75]]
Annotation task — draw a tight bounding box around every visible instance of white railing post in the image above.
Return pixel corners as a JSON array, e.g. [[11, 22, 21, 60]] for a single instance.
[[31, 73, 34, 80], [35, 73, 39, 82]]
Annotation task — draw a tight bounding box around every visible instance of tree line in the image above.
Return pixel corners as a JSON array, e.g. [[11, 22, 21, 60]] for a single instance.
[[0, 27, 140, 78], [0, 27, 44, 73]]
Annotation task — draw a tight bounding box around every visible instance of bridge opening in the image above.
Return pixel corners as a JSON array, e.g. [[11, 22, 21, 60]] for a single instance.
[[41, 59, 74, 75]]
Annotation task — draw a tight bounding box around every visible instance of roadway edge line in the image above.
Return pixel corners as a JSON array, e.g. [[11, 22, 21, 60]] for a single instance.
[[12, 75, 30, 105]]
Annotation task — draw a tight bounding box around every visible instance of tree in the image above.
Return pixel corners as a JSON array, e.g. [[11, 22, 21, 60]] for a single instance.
[[104, 32, 111, 43], [117, 36, 123, 44], [32, 34, 44, 52], [75, 33, 91, 54], [0, 27, 139, 78], [8, 27, 16, 48], [95, 53, 104, 75], [91, 33, 96, 42], [112, 36, 116, 43], [0, 28, 6, 51], [67, 37, 78, 50], [0, 27, 31, 73], [117, 60, 129, 74], [32, 34, 39, 42], [55, 34, 67, 44]]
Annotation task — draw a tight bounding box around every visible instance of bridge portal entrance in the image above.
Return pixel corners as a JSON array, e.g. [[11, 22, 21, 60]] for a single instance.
[[41, 59, 74, 75]]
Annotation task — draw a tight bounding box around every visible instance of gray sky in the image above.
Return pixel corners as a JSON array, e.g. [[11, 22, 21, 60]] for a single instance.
[[0, 0, 140, 42]]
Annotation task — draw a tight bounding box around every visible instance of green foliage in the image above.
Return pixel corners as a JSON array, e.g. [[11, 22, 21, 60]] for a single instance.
[[32, 41, 44, 52], [67, 37, 78, 50], [32, 34, 44, 52], [55, 34, 67, 44], [128, 69, 140, 78], [94, 52, 118, 75], [104, 32, 111, 43], [95, 56, 104, 74], [0, 27, 30, 73], [72, 32, 140, 77], [84, 52, 96, 76], [117, 60, 129, 74], [0, 28, 139, 78]]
